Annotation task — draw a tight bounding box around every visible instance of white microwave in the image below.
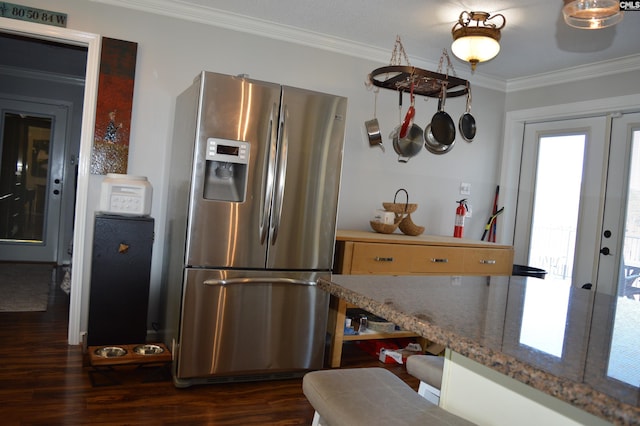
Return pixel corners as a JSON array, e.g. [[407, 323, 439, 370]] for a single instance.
[[99, 173, 152, 216]]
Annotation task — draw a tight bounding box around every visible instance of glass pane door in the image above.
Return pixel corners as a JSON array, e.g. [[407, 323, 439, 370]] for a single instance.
[[586, 112, 640, 405], [0, 98, 67, 262], [504, 116, 608, 381]]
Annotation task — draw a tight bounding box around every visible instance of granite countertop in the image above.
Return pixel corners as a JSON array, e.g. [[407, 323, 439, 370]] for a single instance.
[[318, 275, 640, 425]]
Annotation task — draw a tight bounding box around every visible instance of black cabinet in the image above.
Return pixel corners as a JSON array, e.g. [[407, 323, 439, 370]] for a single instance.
[[87, 214, 154, 346]]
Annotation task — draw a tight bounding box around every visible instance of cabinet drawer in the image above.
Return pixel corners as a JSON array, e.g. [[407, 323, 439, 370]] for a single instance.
[[350, 243, 412, 274], [409, 246, 464, 273], [463, 247, 514, 275]]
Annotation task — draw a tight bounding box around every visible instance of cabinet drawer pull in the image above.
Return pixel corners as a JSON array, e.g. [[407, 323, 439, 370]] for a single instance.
[[374, 257, 394, 262], [480, 259, 497, 264], [431, 258, 448, 263]]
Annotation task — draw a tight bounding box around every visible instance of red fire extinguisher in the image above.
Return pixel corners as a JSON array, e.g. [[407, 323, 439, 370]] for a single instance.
[[454, 199, 467, 238]]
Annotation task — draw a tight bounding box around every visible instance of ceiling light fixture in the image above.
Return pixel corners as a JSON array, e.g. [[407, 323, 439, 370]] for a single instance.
[[562, 0, 623, 29], [451, 11, 506, 72]]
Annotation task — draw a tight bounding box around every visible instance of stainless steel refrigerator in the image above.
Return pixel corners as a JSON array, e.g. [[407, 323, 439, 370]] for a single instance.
[[162, 71, 347, 387]]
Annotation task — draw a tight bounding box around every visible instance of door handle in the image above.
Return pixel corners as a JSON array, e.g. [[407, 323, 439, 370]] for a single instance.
[[600, 247, 611, 255], [270, 104, 288, 245], [260, 103, 278, 245], [204, 277, 315, 286]]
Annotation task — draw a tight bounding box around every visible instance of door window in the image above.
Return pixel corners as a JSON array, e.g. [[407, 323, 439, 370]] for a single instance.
[[0, 98, 67, 262], [0, 112, 52, 241], [520, 133, 586, 357]]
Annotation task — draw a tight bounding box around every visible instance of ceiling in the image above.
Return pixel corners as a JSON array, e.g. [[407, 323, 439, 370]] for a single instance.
[[118, 0, 640, 85]]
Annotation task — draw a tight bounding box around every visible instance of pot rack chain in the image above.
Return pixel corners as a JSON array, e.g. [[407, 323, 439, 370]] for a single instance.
[[368, 41, 469, 99], [390, 35, 411, 66], [365, 35, 411, 91], [436, 49, 457, 78]]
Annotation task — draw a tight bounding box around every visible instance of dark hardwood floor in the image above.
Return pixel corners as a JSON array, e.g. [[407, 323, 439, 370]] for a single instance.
[[0, 267, 418, 425]]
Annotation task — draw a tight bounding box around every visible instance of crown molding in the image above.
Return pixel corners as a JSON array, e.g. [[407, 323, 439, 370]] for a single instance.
[[505, 54, 640, 92], [91, 0, 506, 91], [91, 0, 636, 94]]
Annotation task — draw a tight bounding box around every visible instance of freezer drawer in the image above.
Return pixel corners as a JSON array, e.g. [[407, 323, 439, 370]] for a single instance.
[[176, 269, 329, 384]]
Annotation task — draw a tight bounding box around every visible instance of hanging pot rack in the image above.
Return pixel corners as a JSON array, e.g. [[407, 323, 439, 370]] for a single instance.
[[369, 65, 468, 98]]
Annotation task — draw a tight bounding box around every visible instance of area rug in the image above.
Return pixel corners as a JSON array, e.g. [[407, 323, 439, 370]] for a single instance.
[[0, 263, 52, 312]]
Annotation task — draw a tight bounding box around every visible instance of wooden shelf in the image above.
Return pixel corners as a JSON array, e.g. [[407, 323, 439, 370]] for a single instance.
[[343, 330, 420, 341]]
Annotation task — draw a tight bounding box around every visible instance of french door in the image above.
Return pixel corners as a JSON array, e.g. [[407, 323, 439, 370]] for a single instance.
[[504, 115, 608, 381], [505, 111, 640, 400], [0, 97, 68, 262], [585, 112, 640, 405]]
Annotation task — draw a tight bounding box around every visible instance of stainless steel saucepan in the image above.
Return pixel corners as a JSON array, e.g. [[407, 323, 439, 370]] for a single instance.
[[391, 87, 423, 162], [365, 88, 384, 151]]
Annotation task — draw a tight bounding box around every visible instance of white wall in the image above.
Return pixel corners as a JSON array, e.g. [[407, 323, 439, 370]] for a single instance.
[[14, 0, 505, 337]]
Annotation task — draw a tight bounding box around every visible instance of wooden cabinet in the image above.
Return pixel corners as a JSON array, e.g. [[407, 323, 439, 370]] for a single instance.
[[327, 230, 514, 367]]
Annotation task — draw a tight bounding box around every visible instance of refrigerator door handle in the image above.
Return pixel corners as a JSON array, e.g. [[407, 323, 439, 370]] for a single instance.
[[270, 103, 289, 245], [260, 102, 279, 245], [203, 277, 317, 286]]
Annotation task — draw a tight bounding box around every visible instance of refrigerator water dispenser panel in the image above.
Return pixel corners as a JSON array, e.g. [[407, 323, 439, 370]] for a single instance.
[[203, 138, 250, 202]]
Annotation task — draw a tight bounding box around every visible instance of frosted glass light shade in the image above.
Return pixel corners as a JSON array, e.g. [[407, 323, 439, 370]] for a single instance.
[[451, 35, 500, 64], [451, 11, 505, 71], [563, 0, 623, 29]]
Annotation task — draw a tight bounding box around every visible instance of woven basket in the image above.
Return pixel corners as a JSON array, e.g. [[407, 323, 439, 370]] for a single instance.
[[370, 220, 398, 234], [370, 210, 404, 234], [382, 188, 417, 214], [382, 202, 418, 214], [398, 213, 425, 236]]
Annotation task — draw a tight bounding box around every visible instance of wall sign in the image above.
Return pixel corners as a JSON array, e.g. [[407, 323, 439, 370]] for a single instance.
[[0, 3, 67, 27]]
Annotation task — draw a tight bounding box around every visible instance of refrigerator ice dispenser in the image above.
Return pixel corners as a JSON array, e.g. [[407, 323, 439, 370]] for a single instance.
[[203, 138, 250, 202]]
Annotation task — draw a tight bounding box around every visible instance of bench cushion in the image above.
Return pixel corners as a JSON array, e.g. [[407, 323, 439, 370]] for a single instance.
[[406, 355, 445, 389], [303, 368, 475, 426]]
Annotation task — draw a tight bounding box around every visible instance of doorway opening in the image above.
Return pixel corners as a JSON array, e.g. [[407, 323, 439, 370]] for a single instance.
[[0, 19, 101, 345], [0, 32, 87, 265]]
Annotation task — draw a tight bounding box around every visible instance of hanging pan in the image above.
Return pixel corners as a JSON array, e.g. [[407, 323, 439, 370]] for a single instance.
[[392, 84, 423, 162], [365, 88, 384, 151], [424, 123, 455, 155], [429, 84, 456, 145], [459, 84, 476, 142]]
